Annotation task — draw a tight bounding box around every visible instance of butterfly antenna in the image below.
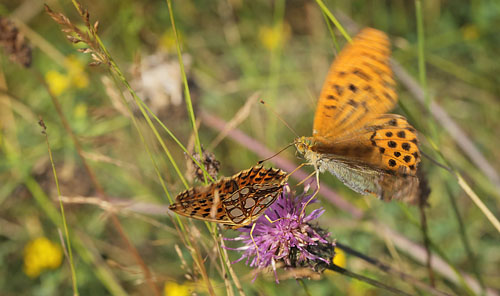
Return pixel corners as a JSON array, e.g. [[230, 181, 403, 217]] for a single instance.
[[260, 100, 299, 137], [257, 143, 294, 164], [420, 151, 453, 173]]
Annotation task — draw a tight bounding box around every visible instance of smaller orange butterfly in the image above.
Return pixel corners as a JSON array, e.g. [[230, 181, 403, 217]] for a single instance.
[[169, 166, 288, 228], [295, 28, 421, 203]]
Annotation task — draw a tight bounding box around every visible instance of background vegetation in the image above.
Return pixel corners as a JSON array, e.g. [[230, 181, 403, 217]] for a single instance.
[[1, 0, 499, 295]]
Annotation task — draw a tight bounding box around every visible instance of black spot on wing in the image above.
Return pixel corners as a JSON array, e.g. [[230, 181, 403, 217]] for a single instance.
[[353, 68, 371, 81], [334, 85, 343, 96]]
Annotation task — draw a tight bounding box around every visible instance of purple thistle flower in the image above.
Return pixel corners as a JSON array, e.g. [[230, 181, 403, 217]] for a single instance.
[[227, 184, 336, 282]]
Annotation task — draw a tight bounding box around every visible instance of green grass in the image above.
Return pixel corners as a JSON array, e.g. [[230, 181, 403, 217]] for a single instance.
[[1, 0, 500, 295]]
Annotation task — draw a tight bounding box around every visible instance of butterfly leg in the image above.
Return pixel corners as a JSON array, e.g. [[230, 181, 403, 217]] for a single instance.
[[299, 169, 321, 218], [249, 222, 261, 263], [286, 162, 307, 179], [296, 170, 316, 187], [264, 214, 288, 224]]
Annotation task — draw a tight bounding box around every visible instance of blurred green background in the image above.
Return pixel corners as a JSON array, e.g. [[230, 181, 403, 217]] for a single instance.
[[1, 0, 499, 295]]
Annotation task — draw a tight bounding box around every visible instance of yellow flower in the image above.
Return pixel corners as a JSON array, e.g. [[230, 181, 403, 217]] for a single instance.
[[45, 56, 89, 95], [45, 70, 70, 96], [258, 23, 291, 51], [65, 56, 89, 89], [333, 248, 346, 268], [23, 237, 63, 278], [325, 248, 347, 277], [164, 281, 190, 296]]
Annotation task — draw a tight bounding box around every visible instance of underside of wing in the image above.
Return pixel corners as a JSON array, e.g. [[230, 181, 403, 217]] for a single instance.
[[170, 175, 239, 225], [316, 154, 419, 202], [232, 166, 288, 188], [170, 166, 288, 226], [223, 183, 284, 226], [174, 179, 238, 203], [313, 28, 397, 140], [168, 195, 234, 225]]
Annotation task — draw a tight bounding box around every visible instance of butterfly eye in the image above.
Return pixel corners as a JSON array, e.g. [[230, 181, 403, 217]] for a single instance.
[[295, 143, 306, 155]]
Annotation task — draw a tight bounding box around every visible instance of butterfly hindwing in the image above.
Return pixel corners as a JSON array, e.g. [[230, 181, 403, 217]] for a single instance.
[[223, 182, 283, 228], [317, 151, 419, 202], [169, 166, 288, 227], [311, 114, 420, 175], [168, 194, 233, 224]]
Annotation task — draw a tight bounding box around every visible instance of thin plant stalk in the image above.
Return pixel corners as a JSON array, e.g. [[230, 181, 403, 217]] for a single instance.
[[314, 0, 351, 42], [266, 0, 286, 149], [165, 0, 208, 184], [336, 242, 452, 296], [445, 182, 485, 293], [39, 120, 79, 295], [327, 264, 413, 296], [136, 97, 215, 183], [219, 233, 246, 296], [418, 203, 436, 287], [321, 10, 340, 53], [415, 0, 429, 107], [107, 74, 176, 210]]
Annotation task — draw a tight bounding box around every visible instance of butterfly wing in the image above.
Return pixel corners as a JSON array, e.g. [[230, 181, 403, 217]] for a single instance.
[[223, 183, 284, 228], [169, 166, 288, 227], [311, 114, 420, 201], [313, 28, 397, 141], [313, 114, 420, 174], [168, 196, 235, 224], [317, 154, 419, 203], [169, 179, 238, 225], [223, 166, 288, 227], [233, 166, 287, 187]]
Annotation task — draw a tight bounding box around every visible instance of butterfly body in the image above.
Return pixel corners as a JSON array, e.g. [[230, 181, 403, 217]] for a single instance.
[[295, 28, 421, 203], [169, 166, 288, 228]]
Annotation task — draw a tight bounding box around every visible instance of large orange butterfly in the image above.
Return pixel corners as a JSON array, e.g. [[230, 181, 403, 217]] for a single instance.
[[295, 28, 421, 203], [169, 166, 288, 228]]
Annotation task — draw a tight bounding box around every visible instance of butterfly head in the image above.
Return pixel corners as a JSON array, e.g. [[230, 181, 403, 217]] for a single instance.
[[294, 136, 313, 158]]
